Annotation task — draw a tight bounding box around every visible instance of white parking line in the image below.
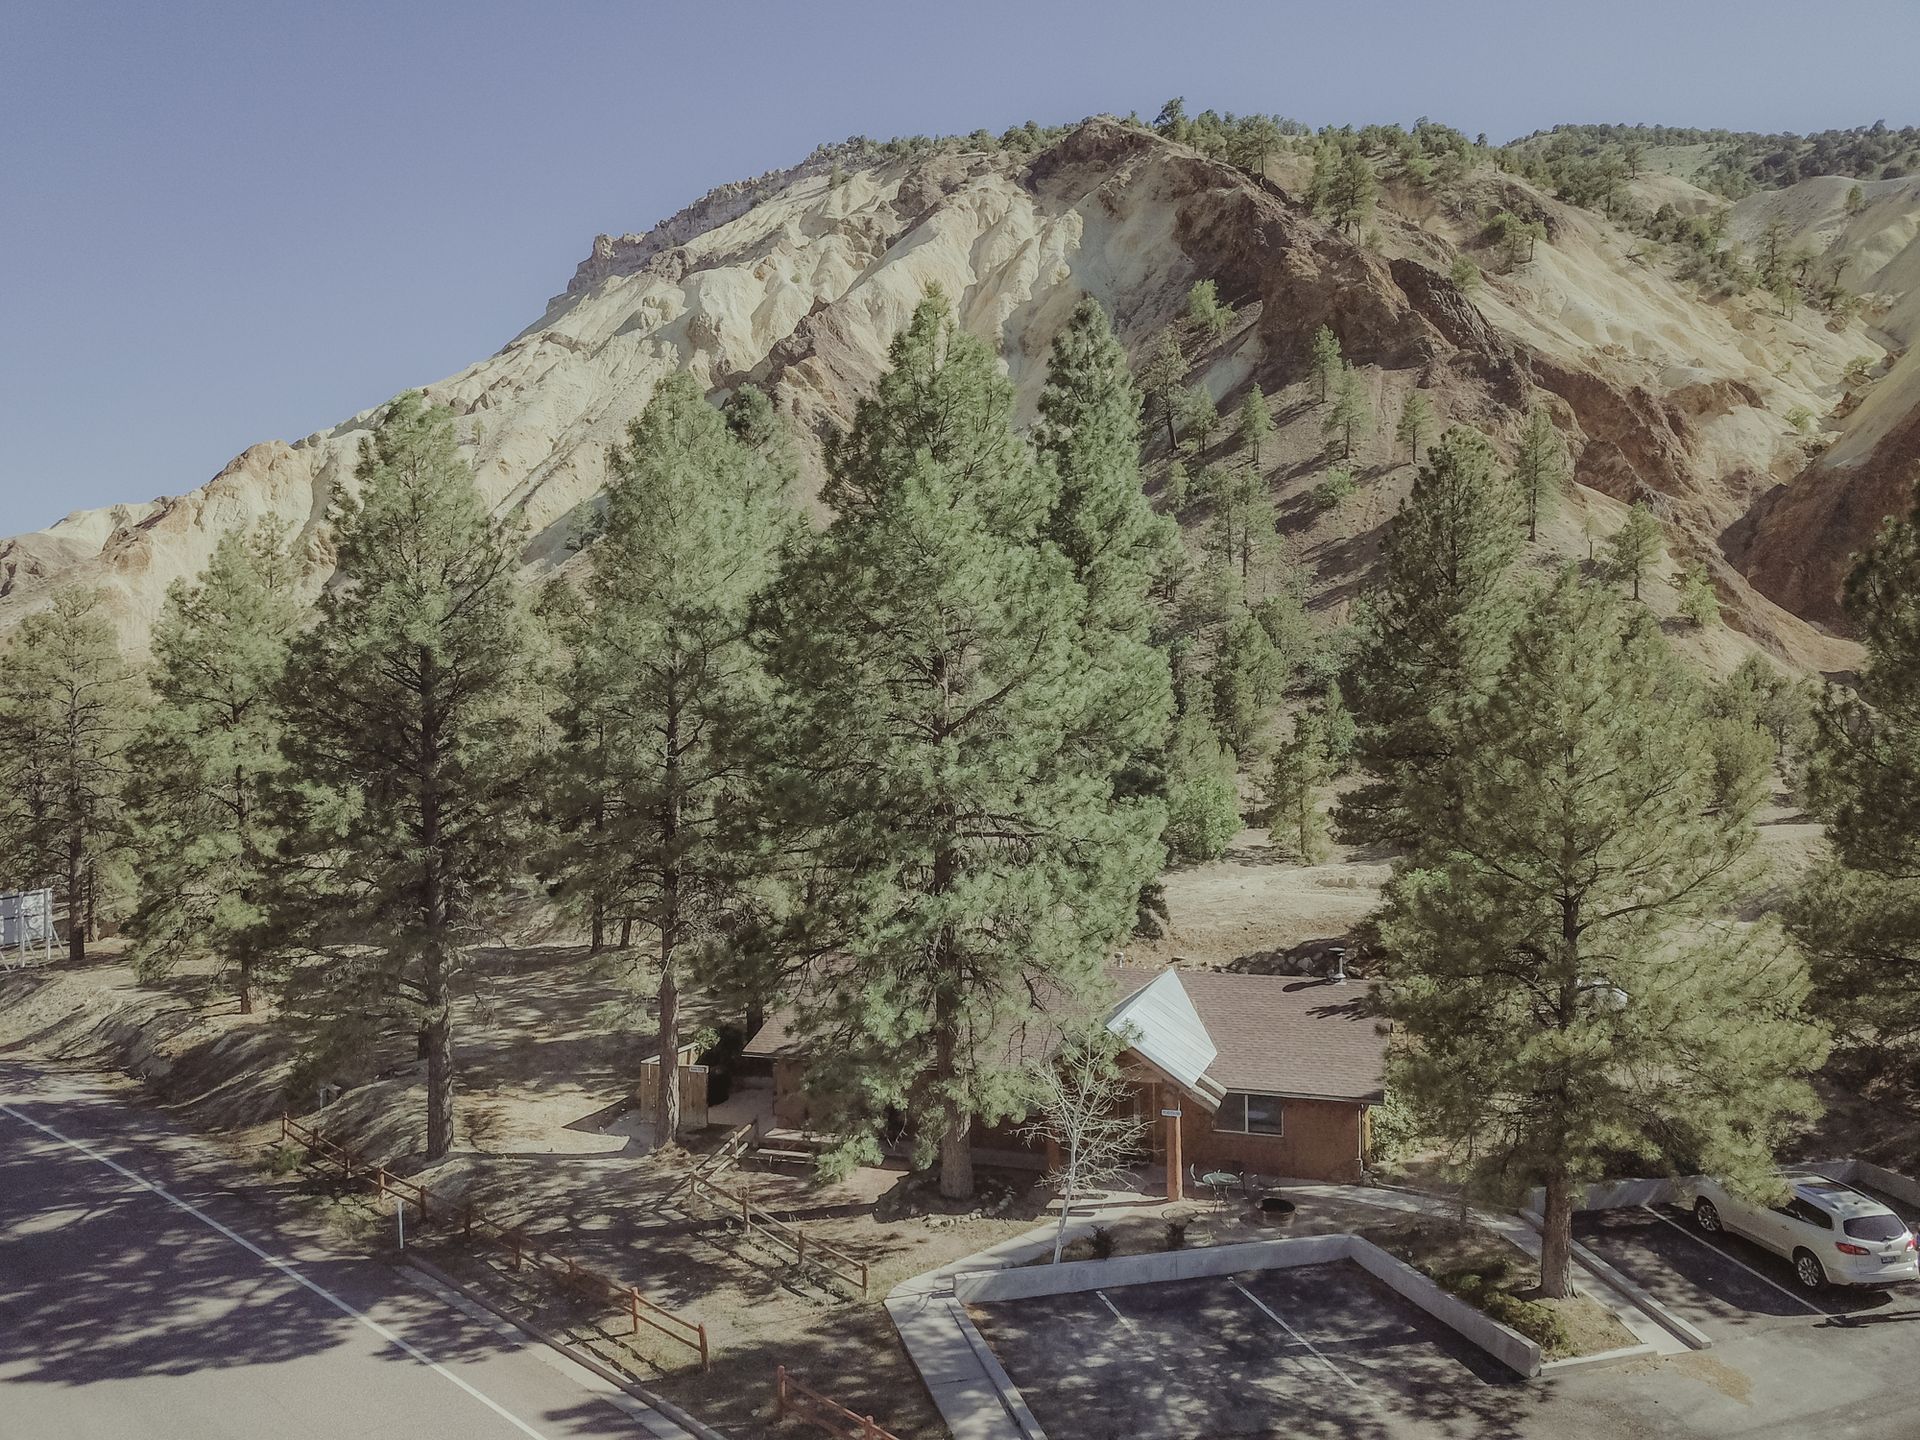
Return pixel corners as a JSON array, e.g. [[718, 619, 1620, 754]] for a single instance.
[[0, 1103, 556, 1440], [1642, 1205, 1827, 1318], [1228, 1278, 1365, 1392]]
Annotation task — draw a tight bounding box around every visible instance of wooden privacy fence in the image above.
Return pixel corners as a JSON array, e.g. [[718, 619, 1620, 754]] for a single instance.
[[280, 1113, 709, 1370], [774, 1365, 900, 1440], [689, 1173, 870, 1297]]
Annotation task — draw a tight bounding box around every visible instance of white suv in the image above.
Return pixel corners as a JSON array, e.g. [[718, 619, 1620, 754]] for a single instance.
[[1692, 1174, 1919, 1290]]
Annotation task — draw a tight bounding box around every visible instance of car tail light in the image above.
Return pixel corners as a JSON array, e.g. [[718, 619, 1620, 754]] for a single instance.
[[1836, 1242, 1872, 1256], [1908, 1235, 1917, 1252]]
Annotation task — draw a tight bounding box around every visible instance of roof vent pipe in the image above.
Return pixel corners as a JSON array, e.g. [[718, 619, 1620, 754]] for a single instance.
[[1330, 948, 1347, 985]]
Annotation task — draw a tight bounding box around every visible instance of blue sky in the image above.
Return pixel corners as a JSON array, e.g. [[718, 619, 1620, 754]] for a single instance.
[[4, 0, 1917, 534]]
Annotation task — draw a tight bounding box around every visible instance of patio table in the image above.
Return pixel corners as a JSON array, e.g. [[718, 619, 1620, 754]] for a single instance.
[[1200, 1170, 1240, 1208]]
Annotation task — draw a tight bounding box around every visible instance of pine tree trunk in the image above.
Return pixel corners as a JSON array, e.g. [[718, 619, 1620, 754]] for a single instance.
[[1540, 1168, 1574, 1299], [657, 962, 680, 1141], [656, 679, 683, 1142], [66, 822, 85, 964], [589, 902, 605, 955], [237, 950, 254, 1015], [419, 644, 455, 1163], [620, 916, 633, 948], [934, 983, 973, 1200], [424, 985, 454, 1162]]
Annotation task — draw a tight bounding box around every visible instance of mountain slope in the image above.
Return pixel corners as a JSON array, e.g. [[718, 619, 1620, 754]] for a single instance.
[[1, 118, 1906, 673]]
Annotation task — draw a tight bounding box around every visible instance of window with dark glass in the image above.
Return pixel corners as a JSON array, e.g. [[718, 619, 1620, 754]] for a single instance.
[[1214, 1092, 1284, 1136]]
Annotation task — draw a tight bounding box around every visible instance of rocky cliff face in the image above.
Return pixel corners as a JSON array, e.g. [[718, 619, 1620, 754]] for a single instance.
[[4, 118, 1910, 671]]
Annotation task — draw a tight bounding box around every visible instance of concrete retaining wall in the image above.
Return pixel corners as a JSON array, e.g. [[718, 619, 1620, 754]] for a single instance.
[[955, 1233, 1543, 1378]]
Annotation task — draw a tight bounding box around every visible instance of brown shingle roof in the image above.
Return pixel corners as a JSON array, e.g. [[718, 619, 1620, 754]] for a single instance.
[[1114, 967, 1388, 1104], [744, 962, 1389, 1106]]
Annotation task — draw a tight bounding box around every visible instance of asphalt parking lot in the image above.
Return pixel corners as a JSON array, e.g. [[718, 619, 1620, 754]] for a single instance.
[[968, 1260, 1524, 1440], [1574, 1202, 1920, 1341]]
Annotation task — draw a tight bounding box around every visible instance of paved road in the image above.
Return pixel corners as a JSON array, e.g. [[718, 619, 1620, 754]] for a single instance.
[[0, 1061, 671, 1440]]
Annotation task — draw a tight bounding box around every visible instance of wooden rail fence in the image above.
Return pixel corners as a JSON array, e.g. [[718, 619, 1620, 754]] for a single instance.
[[689, 1173, 870, 1297], [279, 1113, 709, 1369], [774, 1365, 900, 1440]]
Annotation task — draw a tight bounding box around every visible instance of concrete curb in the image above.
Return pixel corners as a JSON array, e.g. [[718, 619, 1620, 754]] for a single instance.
[[401, 1252, 730, 1440], [1538, 1341, 1660, 1373], [1565, 1239, 1714, 1351]]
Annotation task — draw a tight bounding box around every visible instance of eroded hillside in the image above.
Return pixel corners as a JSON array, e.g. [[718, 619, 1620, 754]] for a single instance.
[[3, 116, 1911, 673]]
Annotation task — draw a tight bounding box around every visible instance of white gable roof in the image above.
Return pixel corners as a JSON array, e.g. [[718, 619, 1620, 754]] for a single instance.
[[1106, 970, 1225, 1110]]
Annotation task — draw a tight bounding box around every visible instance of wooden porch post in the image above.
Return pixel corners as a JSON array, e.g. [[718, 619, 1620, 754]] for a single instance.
[[1163, 1088, 1183, 1203], [1044, 1136, 1062, 1172]]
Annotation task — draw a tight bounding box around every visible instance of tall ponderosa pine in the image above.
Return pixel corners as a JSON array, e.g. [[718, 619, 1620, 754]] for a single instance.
[[0, 589, 136, 960], [1237, 388, 1273, 472], [1607, 501, 1664, 600], [1139, 330, 1189, 450], [1512, 403, 1568, 542], [127, 522, 300, 1010], [1324, 365, 1370, 460], [1163, 678, 1242, 862], [1394, 390, 1434, 463], [549, 373, 790, 1138], [1309, 325, 1343, 404], [759, 294, 1167, 1199], [1265, 712, 1332, 862], [1338, 426, 1522, 844], [1792, 480, 1920, 1048], [274, 392, 541, 1161], [1381, 570, 1826, 1298]]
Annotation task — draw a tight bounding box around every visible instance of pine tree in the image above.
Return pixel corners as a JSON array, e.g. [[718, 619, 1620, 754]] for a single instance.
[[1323, 365, 1371, 461], [126, 521, 300, 1010], [1380, 569, 1826, 1298], [1164, 679, 1241, 862], [1791, 479, 1920, 1047], [1179, 386, 1220, 454], [1309, 325, 1343, 404], [1237, 388, 1273, 472], [549, 372, 790, 1140], [1394, 390, 1434, 463], [1512, 403, 1568, 542], [757, 293, 1167, 1199], [1677, 563, 1720, 628], [1338, 426, 1522, 844], [1186, 279, 1234, 340], [1212, 613, 1287, 752], [1139, 330, 1189, 449], [273, 392, 542, 1162], [0, 589, 136, 960], [1265, 713, 1331, 861], [1606, 502, 1664, 600]]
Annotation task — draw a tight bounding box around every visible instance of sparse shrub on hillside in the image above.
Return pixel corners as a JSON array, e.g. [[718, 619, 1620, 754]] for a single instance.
[[1785, 406, 1815, 435], [1449, 254, 1482, 293], [1845, 182, 1867, 214], [1844, 355, 1877, 387], [1313, 468, 1357, 510]]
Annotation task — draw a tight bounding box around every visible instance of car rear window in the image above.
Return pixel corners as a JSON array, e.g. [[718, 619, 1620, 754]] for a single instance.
[[1843, 1214, 1906, 1241]]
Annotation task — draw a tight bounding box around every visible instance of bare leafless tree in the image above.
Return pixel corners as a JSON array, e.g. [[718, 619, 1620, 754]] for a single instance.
[[1022, 1027, 1149, 1264]]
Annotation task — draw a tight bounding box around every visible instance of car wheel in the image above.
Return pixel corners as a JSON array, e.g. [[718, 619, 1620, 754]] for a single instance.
[[1793, 1249, 1827, 1290], [1694, 1198, 1722, 1234]]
